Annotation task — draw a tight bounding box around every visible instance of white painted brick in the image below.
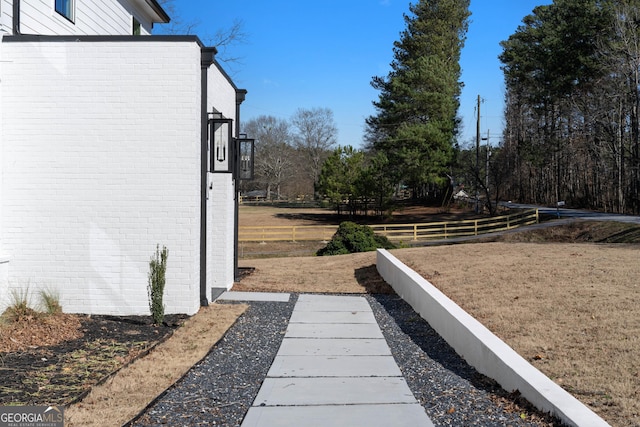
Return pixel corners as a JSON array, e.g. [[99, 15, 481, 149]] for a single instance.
[[0, 39, 235, 315]]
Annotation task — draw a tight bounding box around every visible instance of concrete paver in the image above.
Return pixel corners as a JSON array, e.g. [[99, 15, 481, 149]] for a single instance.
[[241, 404, 433, 427], [276, 338, 391, 356], [288, 310, 376, 324], [293, 294, 371, 312], [241, 294, 434, 427], [284, 322, 384, 339], [267, 355, 402, 377], [217, 291, 290, 302], [252, 376, 418, 406]]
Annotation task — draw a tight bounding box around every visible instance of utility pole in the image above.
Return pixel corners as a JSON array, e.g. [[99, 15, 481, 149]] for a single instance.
[[475, 95, 481, 214], [485, 130, 490, 189]]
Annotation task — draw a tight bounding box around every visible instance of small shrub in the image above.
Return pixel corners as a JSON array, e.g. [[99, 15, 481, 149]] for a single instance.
[[316, 222, 396, 256], [3, 287, 38, 322], [147, 245, 168, 325], [39, 288, 62, 315]]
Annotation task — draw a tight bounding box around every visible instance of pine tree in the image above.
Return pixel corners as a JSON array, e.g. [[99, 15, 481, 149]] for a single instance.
[[366, 0, 470, 198]]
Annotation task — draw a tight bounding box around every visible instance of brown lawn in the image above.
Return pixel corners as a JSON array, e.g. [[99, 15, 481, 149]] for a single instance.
[[236, 204, 640, 427]]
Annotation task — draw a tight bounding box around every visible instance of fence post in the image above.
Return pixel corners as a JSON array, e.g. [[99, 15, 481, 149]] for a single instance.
[[444, 223, 447, 239], [292, 226, 296, 242], [475, 220, 478, 236]]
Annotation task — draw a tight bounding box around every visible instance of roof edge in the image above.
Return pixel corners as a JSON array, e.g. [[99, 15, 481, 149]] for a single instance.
[[146, 0, 171, 23]]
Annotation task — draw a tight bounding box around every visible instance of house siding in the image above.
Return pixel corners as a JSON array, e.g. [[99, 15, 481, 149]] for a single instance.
[[0, 39, 211, 315], [2, 0, 158, 36], [0, 0, 9, 33]]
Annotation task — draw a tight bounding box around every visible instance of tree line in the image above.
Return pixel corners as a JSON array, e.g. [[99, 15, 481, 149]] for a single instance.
[[499, 0, 640, 214], [244, 0, 640, 216], [241, 107, 337, 200]]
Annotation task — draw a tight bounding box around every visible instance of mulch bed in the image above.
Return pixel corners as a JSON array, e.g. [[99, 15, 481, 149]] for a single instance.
[[0, 314, 186, 406]]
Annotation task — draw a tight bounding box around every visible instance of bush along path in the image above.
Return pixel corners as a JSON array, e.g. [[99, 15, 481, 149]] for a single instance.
[[316, 221, 396, 256]]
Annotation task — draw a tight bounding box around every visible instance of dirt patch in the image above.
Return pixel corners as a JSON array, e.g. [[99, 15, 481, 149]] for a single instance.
[[0, 313, 183, 406], [237, 252, 392, 294], [0, 313, 83, 353]]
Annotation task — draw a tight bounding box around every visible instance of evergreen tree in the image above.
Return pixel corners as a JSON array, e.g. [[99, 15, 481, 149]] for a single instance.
[[366, 0, 470, 198], [498, 0, 620, 209], [317, 146, 366, 216]]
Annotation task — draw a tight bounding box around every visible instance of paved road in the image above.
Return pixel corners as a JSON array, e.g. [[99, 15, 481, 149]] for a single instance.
[[502, 202, 640, 224], [415, 202, 640, 247]]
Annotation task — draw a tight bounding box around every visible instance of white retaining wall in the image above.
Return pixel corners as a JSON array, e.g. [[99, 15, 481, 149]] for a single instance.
[[376, 249, 610, 427], [0, 38, 233, 315]]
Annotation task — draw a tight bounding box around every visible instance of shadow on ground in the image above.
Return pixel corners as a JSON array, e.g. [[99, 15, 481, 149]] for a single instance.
[[354, 265, 394, 294]]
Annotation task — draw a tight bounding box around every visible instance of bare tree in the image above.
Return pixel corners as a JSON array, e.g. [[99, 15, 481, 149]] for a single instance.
[[290, 107, 338, 195], [156, 0, 198, 35], [156, 1, 247, 65], [243, 116, 294, 200]]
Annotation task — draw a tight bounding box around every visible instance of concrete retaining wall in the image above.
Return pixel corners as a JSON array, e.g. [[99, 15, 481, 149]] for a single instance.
[[376, 249, 610, 427]]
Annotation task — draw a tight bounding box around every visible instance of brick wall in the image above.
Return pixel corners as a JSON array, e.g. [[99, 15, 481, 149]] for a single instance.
[[207, 174, 235, 290], [0, 38, 231, 315], [206, 64, 239, 291]]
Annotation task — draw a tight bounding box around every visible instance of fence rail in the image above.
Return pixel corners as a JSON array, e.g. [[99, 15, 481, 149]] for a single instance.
[[239, 209, 539, 243]]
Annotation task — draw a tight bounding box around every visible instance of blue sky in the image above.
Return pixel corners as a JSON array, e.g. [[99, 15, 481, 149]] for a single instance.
[[159, 0, 552, 149]]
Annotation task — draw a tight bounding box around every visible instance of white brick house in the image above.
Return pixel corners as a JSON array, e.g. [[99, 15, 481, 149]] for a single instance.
[[0, 0, 246, 315]]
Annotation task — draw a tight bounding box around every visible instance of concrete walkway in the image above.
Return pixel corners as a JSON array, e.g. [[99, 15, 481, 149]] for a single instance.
[[237, 294, 434, 427]]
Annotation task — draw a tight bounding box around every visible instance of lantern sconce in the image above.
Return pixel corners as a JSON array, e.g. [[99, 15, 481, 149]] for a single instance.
[[208, 112, 234, 173], [236, 133, 255, 180]]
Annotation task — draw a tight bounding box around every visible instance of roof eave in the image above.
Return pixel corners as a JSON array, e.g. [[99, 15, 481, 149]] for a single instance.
[[132, 0, 170, 24]]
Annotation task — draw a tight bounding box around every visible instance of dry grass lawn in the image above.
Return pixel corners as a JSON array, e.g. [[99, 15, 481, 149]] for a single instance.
[[236, 205, 640, 427], [237, 243, 640, 427]]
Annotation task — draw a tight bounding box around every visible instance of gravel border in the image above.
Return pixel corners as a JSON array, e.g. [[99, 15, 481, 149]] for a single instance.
[[130, 294, 561, 426], [130, 297, 297, 426], [367, 294, 560, 426]]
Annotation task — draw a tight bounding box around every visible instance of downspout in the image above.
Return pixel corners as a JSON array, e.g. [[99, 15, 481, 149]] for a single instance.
[[234, 89, 247, 281], [199, 46, 216, 307], [13, 0, 20, 34]]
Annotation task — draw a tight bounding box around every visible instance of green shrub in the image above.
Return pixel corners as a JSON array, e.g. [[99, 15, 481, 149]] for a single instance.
[[147, 245, 168, 325], [316, 221, 396, 256]]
